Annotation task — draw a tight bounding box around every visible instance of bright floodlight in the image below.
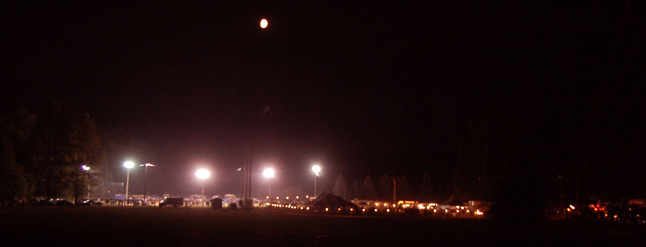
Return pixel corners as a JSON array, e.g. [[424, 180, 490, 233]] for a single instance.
[[196, 169, 210, 179], [263, 168, 274, 178], [312, 165, 321, 175], [124, 161, 134, 169], [260, 19, 268, 29], [82, 165, 90, 171], [312, 164, 321, 195]]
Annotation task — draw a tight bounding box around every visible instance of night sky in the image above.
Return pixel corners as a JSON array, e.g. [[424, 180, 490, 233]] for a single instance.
[[3, 1, 645, 199]]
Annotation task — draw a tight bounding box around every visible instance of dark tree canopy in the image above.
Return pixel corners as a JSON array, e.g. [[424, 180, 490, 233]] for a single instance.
[[333, 173, 349, 200], [0, 102, 104, 202], [0, 134, 27, 204]]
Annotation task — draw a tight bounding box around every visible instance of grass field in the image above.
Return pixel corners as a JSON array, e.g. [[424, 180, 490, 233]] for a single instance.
[[1, 206, 645, 246]]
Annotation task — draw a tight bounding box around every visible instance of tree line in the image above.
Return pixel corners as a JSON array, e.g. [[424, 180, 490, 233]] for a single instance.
[[0, 102, 104, 205]]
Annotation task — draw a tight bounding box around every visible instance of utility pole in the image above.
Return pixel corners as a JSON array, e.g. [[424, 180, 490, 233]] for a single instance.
[[141, 163, 155, 206], [245, 145, 253, 211], [393, 176, 397, 205], [559, 172, 564, 217]]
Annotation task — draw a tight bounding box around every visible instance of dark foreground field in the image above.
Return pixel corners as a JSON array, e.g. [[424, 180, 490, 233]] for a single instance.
[[1, 206, 644, 246]]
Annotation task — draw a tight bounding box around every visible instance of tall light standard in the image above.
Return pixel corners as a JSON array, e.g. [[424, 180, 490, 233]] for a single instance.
[[124, 161, 134, 203], [82, 165, 91, 199], [196, 169, 210, 196], [312, 164, 321, 197], [140, 163, 155, 205], [263, 168, 274, 202], [237, 167, 245, 201]]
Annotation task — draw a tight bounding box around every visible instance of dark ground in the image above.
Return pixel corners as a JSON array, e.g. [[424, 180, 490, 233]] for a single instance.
[[1, 206, 645, 246]]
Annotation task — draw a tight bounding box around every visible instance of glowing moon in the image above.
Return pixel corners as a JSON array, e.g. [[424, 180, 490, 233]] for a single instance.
[[260, 19, 268, 29]]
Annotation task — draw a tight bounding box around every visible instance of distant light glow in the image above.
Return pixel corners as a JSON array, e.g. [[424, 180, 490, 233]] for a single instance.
[[82, 165, 90, 171], [260, 19, 268, 28], [196, 169, 210, 179]]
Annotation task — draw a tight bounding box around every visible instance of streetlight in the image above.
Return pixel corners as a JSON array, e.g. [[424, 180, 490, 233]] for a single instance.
[[82, 165, 91, 199], [312, 164, 321, 196], [140, 163, 155, 205], [124, 161, 134, 202], [196, 169, 210, 197], [263, 168, 274, 202]]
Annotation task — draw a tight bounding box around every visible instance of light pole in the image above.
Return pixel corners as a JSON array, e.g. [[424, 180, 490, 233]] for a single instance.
[[312, 164, 321, 197], [263, 168, 274, 202], [196, 169, 210, 196], [124, 161, 134, 203], [82, 165, 91, 199], [140, 163, 155, 205], [237, 168, 244, 200]]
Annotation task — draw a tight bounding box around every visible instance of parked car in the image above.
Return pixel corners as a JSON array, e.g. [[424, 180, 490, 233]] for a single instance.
[[80, 199, 103, 206], [36, 199, 55, 206], [55, 200, 74, 206], [159, 197, 184, 207]]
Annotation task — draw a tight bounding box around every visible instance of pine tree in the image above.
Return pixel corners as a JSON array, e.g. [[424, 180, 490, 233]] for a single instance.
[[397, 175, 411, 200], [379, 175, 393, 201], [418, 173, 434, 201], [333, 173, 349, 199], [362, 175, 377, 199], [352, 180, 361, 200]]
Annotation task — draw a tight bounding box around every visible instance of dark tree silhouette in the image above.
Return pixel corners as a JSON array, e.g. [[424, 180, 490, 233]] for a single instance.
[[396, 175, 412, 200], [453, 99, 550, 225], [0, 135, 27, 204], [379, 174, 393, 201], [4, 102, 103, 201], [362, 175, 377, 200], [418, 173, 434, 201], [333, 173, 349, 200], [351, 180, 361, 200]]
